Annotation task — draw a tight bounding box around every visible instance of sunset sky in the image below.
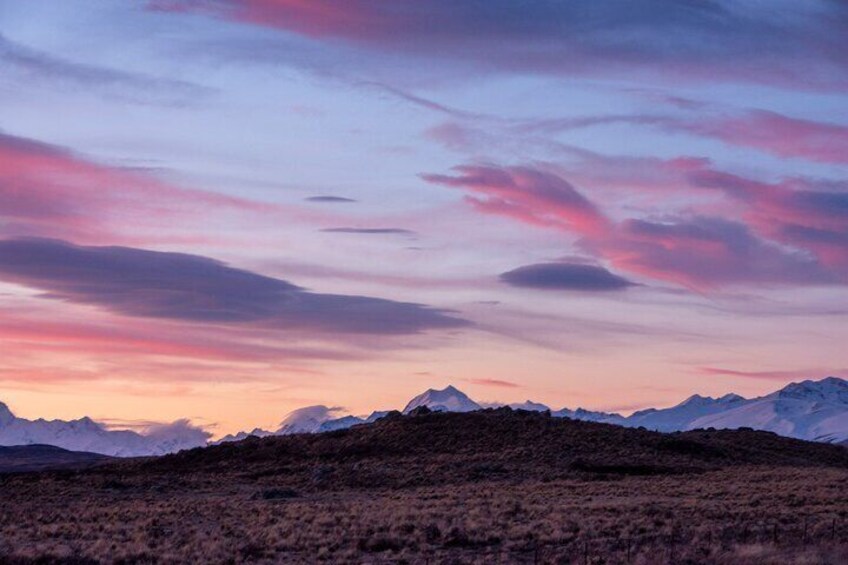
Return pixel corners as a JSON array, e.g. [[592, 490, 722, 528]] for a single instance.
[[1, 1, 847, 437]]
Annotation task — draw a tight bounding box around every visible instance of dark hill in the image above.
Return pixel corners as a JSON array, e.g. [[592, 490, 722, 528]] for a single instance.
[[3, 410, 848, 564], [123, 408, 848, 489], [0, 444, 112, 473]]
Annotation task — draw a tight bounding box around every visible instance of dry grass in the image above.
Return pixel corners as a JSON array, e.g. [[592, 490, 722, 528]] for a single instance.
[[1, 410, 847, 563]]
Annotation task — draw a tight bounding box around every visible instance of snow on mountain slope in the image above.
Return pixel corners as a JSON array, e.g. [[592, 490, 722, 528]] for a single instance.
[[365, 411, 392, 423], [0, 402, 14, 427], [624, 393, 748, 433], [509, 400, 551, 412], [317, 415, 365, 432], [214, 428, 274, 445], [0, 402, 209, 457], [690, 377, 848, 442], [275, 405, 342, 435], [402, 385, 482, 414], [217, 408, 396, 444], [215, 378, 848, 446], [479, 400, 551, 411], [553, 407, 627, 425]]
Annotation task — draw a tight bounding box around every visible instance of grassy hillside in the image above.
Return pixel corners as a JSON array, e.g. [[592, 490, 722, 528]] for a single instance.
[[1, 408, 847, 564]]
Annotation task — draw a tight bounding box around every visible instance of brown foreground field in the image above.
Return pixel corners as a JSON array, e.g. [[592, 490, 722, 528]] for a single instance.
[[1, 408, 847, 564]]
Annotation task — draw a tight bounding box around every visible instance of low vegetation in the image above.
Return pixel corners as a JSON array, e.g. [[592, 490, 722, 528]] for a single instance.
[[1, 408, 847, 563]]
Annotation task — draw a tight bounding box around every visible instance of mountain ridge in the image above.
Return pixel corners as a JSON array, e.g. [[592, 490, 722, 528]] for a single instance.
[[4, 377, 848, 456]]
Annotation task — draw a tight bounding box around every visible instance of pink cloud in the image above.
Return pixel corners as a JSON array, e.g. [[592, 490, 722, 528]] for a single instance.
[[687, 110, 848, 164], [0, 132, 282, 244], [698, 367, 848, 381], [425, 163, 845, 290], [465, 378, 520, 389], [421, 166, 610, 237]]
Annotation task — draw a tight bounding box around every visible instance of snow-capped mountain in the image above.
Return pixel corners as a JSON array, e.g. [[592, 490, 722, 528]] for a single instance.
[[688, 377, 848, 442], [317, 415, 365, 432], [0, 402, 209, 457], [402, 385, 482, 414], [214, 427, 274, 444], [9, 377, 848, 455], [624, 393, 747, 432], [218, 378, 848, 447], [276, 405, 341, 435], [216, 407, 391, 444]]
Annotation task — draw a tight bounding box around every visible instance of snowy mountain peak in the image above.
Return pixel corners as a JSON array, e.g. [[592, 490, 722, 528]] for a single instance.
[[276, 405, 340, 435], [678, 393, 744, 407], [0, 402, 15, 427], [0, 400, 208, 457], [718, 393, 745, 403], [403, 385, 481, 414], [679, 394, 711, 407], [509, 400, 551, 412], [775, 377, 848, 404]]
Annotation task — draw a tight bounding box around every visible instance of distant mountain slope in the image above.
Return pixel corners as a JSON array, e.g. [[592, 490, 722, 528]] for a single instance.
[[9, 377, 848, 456], [216, 378, 848, 446], [625, 393, 747, 432], [0, 402, 208, 457], [689, 377, 848, 442], [553, 407, 627, 424], [0, 444, 111, 473]]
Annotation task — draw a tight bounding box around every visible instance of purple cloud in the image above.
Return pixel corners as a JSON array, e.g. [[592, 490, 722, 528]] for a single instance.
[[0, 33, 211, 105], [500, 263, 636, 291], [306, 196, 358, 203], [321, 227, 416, 236], [150, 0, 848, 91], [425, 163, 845, 290], [0, 238, 468, 334]]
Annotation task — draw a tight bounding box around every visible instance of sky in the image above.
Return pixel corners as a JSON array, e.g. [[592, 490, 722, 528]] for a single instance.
[[1, 0, 847, 437]]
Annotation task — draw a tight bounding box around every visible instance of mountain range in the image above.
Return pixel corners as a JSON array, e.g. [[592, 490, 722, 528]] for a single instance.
[[0, 402, 209, 457], [217, 377, 848, 446], [2, 377, 847, 457]]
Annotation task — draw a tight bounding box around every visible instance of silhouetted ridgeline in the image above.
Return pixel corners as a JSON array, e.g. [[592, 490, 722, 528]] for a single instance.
[[0, 444, 111, 473]]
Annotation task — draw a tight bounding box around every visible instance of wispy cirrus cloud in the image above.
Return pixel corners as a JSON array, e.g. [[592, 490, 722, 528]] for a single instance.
[[0, 33, 212, 105], [682, 110, 848, 165], [149, 0, 848, 91], [521, 109, 848, 165], [698, 367, 848, 381], [0, 131, 297, 244], [464, 378, 520, 389], [421, 166, 609, 237]]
